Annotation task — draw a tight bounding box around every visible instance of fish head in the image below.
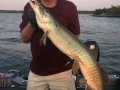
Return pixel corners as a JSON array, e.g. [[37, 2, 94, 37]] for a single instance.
[[29, 0, 56, 32]]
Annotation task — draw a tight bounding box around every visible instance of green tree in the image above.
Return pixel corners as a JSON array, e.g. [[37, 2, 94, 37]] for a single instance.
[[94, 5, 120, 16], [94, 8, 102, 15]]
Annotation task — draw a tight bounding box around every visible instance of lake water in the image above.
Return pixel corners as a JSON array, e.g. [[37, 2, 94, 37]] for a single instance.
[[0, 13, 120, 76]]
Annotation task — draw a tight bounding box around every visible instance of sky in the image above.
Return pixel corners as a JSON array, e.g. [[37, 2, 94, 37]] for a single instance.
[[0, 0, 120, 11]]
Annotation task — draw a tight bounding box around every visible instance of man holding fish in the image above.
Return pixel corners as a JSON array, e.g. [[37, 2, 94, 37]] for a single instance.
[[20, 0, 80, 90]]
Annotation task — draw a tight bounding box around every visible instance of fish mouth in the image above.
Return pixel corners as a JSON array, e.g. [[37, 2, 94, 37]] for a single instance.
[[29, 0, 39, 9], [29, 0, 44, 15]]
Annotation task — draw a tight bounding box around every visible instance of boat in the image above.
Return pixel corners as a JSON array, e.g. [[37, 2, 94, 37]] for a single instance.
[[0, 40, 120, 90]]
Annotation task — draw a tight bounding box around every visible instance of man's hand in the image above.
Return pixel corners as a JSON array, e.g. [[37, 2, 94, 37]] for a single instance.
[[28, 8, 38, 28]]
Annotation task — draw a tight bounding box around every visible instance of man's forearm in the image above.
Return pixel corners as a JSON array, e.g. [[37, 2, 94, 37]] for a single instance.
[[21, 22, 36, 44]]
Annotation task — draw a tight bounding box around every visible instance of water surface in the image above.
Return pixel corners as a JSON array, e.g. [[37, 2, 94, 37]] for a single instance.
[[0, 13, 120, 75]]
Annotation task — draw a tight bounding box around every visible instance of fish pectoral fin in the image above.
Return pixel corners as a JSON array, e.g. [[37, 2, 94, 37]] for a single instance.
[[39, 31, 48, 46], [72, 60, 80, 75], [102, 69, 108, 84]]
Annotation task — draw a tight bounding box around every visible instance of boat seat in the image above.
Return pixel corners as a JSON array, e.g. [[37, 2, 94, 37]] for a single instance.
[[84, 40, 100, 62]]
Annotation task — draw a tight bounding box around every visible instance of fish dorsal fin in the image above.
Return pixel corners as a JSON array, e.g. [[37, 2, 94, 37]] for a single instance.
[[102, 69, 108, 84], [39, 31, 48, 46]]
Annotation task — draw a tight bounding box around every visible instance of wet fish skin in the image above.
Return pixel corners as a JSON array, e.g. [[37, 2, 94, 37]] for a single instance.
[[29, 0, 108, 90]]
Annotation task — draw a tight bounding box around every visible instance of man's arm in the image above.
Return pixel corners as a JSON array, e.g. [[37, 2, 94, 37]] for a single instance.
[[20, 8, 38, 44], [21, 22, 35, 44]]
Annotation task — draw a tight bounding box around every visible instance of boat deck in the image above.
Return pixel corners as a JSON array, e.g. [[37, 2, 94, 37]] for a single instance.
[[0, 85, 117, 90], [0, 73, 119, 90]]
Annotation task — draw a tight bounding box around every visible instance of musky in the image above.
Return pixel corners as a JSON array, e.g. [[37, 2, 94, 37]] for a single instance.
[[0, 0, 120, 10]]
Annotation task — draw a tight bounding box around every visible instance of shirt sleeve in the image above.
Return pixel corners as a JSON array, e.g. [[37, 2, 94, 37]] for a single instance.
[[19, 3, 30, 33], [68, 3, 80, 35]]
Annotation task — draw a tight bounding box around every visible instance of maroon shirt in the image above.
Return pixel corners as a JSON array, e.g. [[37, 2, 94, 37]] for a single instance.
[[20, 0, 80, 76]]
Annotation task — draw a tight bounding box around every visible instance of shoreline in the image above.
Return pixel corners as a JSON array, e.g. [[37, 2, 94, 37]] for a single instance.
[[0, 10, 23, 13], [93, 13, 120, 17], [0, 10, 94, 14], [1, 10, 119, 17]]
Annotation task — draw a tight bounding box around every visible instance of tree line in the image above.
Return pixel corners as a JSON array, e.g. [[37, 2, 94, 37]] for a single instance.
[[0, 10, 23, 13], [94, 5, 120, 16]]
